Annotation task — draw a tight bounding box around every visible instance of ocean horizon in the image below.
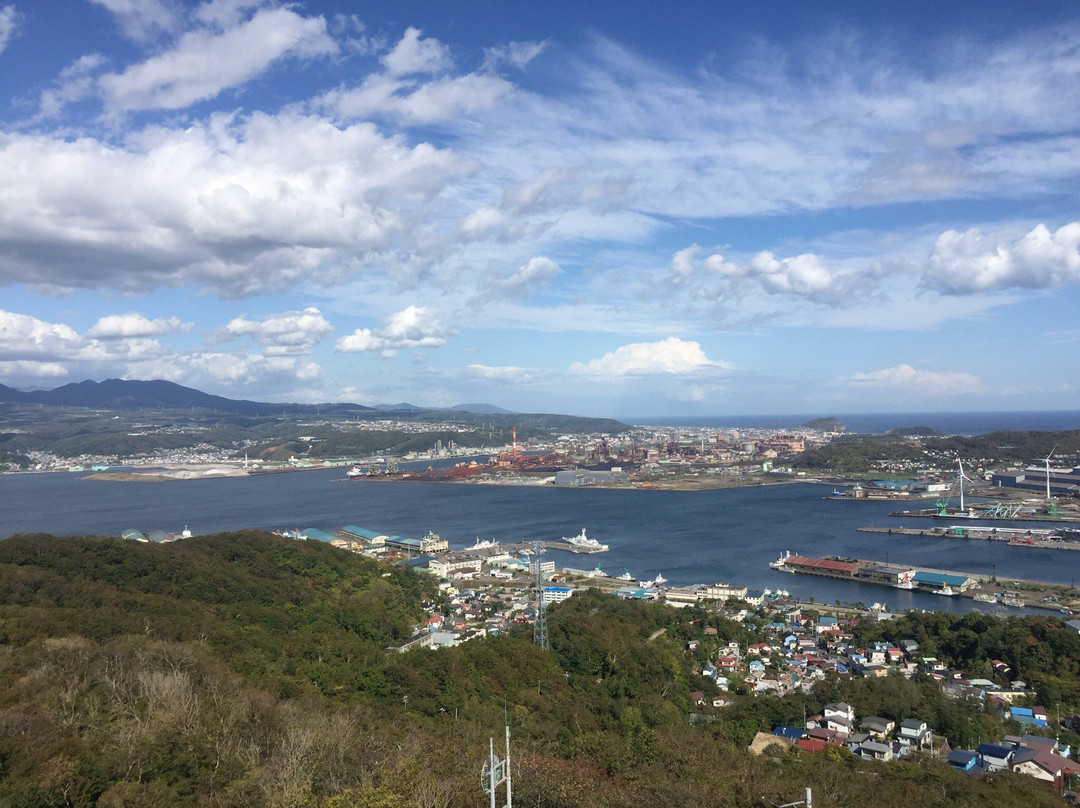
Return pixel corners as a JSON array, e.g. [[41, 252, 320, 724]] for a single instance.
[[620, 410, 1080, 436]]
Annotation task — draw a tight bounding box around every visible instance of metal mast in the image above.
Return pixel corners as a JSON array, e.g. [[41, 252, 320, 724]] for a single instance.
[[532, 540, 548, 651], [481, 723, 513, 808]]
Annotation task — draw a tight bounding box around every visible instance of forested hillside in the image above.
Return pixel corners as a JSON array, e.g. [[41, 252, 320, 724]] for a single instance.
[[0, 533, 1071, 807]]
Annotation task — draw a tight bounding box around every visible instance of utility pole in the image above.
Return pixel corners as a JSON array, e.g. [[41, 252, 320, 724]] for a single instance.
[[775, 788, 812, 808]]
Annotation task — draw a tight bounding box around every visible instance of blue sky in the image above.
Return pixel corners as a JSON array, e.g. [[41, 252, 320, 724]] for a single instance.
[[1, 0, 1079, 417]]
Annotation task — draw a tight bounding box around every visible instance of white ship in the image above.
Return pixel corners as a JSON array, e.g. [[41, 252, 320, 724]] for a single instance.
[[562, 528, 609, 553], [617, 569, 635, 582], [931, 585, 955, 597], [769, 550, 792, 570], [466, 537, 500, 551]]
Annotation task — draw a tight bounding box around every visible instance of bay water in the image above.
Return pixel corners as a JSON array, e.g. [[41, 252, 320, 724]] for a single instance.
[[2, 468, 1073, 616]]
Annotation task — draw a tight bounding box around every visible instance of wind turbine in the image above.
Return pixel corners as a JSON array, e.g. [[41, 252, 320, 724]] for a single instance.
[[1043, 445, 1057, 501], [957, 459, 975, 514]]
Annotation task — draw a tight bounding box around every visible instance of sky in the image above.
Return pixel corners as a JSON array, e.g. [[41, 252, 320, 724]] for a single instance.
[[1, 1, 1079, 418]]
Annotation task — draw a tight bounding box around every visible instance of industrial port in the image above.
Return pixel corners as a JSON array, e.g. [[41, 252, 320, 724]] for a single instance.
[[768, 551, 1077, 610]]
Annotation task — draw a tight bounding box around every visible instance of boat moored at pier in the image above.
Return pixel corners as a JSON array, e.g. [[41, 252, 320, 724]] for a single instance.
[[562, 528, 609, 553]]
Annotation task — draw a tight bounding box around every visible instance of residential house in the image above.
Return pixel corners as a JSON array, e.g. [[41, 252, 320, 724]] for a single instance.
[[1010, 706, 1049, 727], [823, 702, 855, 735], [1011, 748, 1080, 790], [851, 740, 892, 761], [976, 743, 1014, 771], [807, 727, 844, 745], [898, 719, 931, 749], [859, 716, 895, 739], [947, 750, 978, 773], [717, 655, 741, 672], [772, 726, 807, 742]]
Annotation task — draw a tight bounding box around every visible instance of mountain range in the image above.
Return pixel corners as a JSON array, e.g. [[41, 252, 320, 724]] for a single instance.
[[0, 379, 515, 417]]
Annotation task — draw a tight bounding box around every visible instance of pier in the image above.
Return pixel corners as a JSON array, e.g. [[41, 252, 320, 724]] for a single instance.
[[771, 552, 1080, 611], [858, 525, 1080, 551], [889, 508, 1080, 523]]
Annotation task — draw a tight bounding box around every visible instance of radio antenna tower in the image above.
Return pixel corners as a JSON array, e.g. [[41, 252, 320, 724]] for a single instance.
[[481, 721, 513, 808], [532, 540, 548, 651]]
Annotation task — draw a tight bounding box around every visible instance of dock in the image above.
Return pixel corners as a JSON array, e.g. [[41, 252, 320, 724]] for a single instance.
[[858, 525, 1080, 551], [771, 552, 1080, 611], [889, 508, 1080, 523]]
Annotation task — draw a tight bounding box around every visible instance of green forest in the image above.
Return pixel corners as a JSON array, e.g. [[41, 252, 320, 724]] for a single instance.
[[0, 532, 1076, 807], [795, 429, 1080, 473]]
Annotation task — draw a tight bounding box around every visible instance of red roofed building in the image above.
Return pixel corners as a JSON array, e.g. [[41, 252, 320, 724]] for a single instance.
[[784, 556, 860, 578]]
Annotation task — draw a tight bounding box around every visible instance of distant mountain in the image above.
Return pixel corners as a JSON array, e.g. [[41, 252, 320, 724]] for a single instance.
[[447, 402, 515, 415], [371, 402, 515, 415], [0, 379, 375, 417], [0, 379, 626, 432], [800, 416, 847, 432]]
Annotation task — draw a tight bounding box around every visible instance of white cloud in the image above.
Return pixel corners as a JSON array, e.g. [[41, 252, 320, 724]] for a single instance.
[[663, 244, 853, 310], [0, 360, 68, 378], [461, 206, 504, 238], [464, 364, 538, 384], [335, 305, 454, 356], [382, 26, 451, 76], [843, 364, 983, 396], [220, 307, 332, 355], [483, 41, 547, 72], [0, 5, 17, 54], [486, 256, 560, 300], [97, 6, 336, 113], [925, 221, 1080, 294], [319, 28, 513, 125], [570, 337, 729, 378], [90, 0, 177, 42], [0, 113, 467, 296], [0, 310, 82, 361], [86, 313, 191, 339], [183, 351, 320, 385]]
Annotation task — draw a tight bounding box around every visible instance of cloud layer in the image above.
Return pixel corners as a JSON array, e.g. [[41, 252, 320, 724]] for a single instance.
[[2, 5, 1079, 412]]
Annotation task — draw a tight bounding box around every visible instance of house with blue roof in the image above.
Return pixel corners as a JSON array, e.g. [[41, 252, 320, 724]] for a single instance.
[[1009, 706, 1048, 727], [773, 726, 806, 741], [976, 743, 1014, 771], [913, 570, 977, 592], [301, 528, 338, 542], [948, 749, 978, 772]]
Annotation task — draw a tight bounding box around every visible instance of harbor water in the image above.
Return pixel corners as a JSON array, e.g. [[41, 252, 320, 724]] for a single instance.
[[1, 468, 1073, 615]]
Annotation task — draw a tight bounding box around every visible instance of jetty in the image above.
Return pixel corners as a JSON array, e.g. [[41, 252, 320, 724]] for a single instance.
[[769, 552, 1079, 611], [858, 525, 1080, 551], [889, 507, 1080, 523]]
